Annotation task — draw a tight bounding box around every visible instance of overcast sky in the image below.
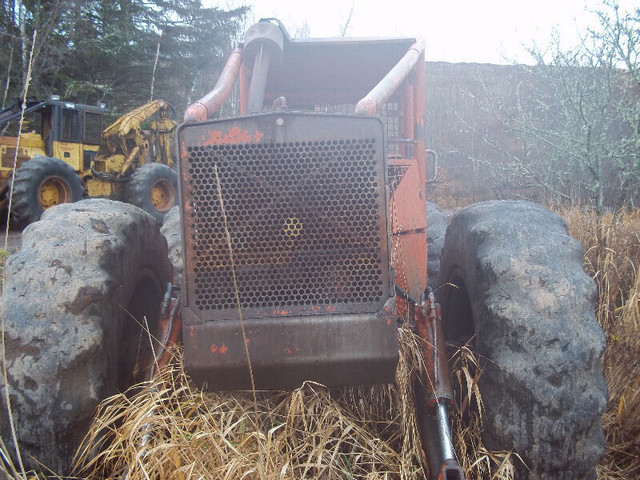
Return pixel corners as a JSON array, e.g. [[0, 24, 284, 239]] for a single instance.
[[212, 0, 638, 64]]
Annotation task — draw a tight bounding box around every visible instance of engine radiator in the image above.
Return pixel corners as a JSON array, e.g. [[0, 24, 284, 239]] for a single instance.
[[177, 112, 397, 389]]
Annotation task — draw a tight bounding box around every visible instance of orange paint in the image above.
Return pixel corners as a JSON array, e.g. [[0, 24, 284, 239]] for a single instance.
[[210, 343, 228, 354], [202, 126, 264, 146], [283, 344, 300, 355], [190, 325, 194, 337], [180, 143, 189, 158]]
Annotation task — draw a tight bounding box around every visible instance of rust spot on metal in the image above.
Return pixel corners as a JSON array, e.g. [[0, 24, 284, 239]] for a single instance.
[[180, 142, 189, 159], [202, 126, 264, 146], [283, 343, 300, 355], [210, 343, 228, 354]]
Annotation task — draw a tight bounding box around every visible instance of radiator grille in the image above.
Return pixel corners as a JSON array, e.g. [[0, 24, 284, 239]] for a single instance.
[[180, 114, 390, 321]]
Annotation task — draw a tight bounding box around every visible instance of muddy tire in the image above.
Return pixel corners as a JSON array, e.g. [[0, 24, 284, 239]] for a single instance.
[[0, 199, 171, 474], [160, 205, 184, 285], [11, 155, 85, 226], [438, 200, 607, 480], [123, 163, 178, 222], [426, 202, 447, 291]]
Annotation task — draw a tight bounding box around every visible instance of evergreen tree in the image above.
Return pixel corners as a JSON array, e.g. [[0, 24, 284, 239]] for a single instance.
[[0, 0, 247, 115]]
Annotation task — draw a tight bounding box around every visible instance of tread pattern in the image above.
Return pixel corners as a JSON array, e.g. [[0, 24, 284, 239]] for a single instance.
[[438, 200, 607, 480], [0, 199, 170, 473]]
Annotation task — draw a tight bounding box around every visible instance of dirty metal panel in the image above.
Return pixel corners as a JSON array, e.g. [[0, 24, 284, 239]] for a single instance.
[[389, 161, 427, 234], [1, 148, 30, 169], [178, 112, 391, 323], [183, 297, 398, 390], [392, 231, 427, 318], [389, 160, 428, 312]]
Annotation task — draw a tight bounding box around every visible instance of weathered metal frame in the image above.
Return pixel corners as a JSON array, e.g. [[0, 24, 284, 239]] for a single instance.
[[179, 24, 428, 390]]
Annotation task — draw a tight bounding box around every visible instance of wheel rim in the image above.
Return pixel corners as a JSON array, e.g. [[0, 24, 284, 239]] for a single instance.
[[39, 177, 72, 209], [150, 179, 175, 213]]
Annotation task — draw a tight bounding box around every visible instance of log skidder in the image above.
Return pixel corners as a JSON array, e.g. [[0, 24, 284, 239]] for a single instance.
[[0, 17, 608, 480], [437, 201, 608, 480]]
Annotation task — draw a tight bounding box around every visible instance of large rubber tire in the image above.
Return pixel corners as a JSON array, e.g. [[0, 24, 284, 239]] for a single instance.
[[160, 205, 184, 286], [11, 155, 85, 226], [438, 201, 607, 480], [426, 202, 447, 291], [123, 163, 178, 223], [0, 199, 171, 474]]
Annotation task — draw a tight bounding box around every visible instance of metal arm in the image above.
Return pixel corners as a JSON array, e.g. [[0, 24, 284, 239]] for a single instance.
[[355, 38, 426, 115], [413, 289, 466, 480]]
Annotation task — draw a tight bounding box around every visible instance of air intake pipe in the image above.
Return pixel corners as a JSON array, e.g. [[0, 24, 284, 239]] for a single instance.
[[183, 46, 243, 123], [243, 20, 285, 114]]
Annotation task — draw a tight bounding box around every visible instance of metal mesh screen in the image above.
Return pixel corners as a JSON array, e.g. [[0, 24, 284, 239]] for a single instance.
[[180, 114, 390, 321], [83, 112, 103, 145], [61, 109, 79, 142]]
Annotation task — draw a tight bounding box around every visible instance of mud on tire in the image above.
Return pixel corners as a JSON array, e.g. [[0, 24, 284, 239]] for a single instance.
[[438, 200, 607, 480], [0, 199, 171, 474], [11, 155, 85, 226], [160, 205, 184, 286], [123, 163, 178, 222]]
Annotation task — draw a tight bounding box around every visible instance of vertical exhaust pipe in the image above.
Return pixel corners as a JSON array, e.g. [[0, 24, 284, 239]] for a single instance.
[[243, 20, 285, 114]]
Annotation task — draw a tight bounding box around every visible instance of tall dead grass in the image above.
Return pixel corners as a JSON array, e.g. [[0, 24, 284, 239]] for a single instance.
[[563, 208, 640, 479], [69, 327, 514, 480], [72, 332, 428, 480]]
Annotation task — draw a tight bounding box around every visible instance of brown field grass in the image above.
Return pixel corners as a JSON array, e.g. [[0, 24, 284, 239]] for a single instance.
[[70, 336, 517, 480], [2, 207, 638, 479], [563, 208, 640, 480]]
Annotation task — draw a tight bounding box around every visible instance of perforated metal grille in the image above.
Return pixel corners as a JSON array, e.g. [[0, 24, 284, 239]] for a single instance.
[[83, 112, 103, 144], [180, 114, 390, 321]]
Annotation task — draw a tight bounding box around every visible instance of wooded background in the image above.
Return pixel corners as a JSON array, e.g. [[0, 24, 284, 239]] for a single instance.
[[0, 1, 247, 114]]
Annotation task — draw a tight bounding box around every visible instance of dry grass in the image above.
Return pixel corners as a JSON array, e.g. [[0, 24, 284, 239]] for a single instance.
[[67, 327, 514, 480], [563, 207, 640, 480], [72, 333, 427, 480], [449, 346, 516, 479]]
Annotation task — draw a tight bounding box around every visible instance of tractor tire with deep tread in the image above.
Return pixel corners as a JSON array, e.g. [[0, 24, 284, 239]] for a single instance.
[[11, 155, 85, 226], [0, 199, 171, 474], [123, 163, 178, 222], [438, 200, 607, 480]]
